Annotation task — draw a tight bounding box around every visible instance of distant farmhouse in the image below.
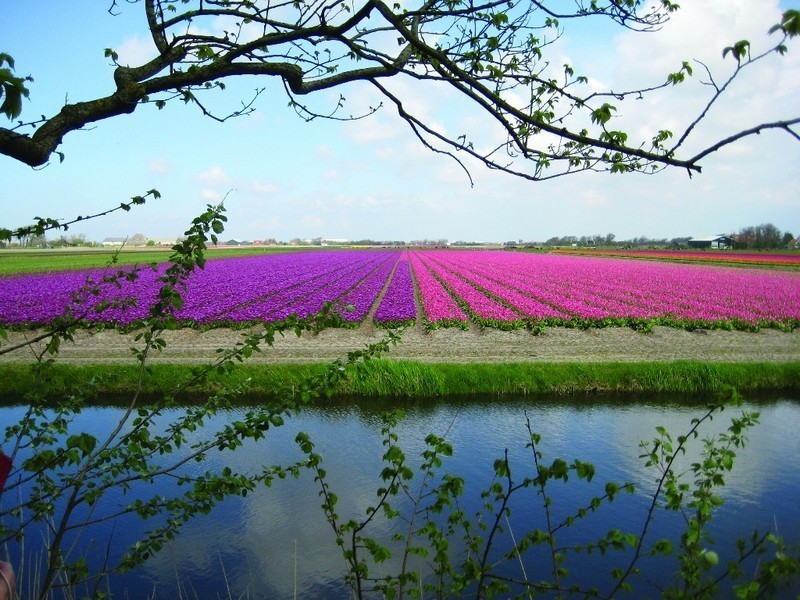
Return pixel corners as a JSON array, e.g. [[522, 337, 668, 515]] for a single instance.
[[687, 234, 733, 249], [101, 234, 177, 247], [100, 237, 128, 247], [147, 237, 178, 247]]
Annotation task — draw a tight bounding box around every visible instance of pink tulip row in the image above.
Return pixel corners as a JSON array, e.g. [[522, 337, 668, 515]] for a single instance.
[[411, 250, 800, 326], [557, 248, 800, 267], [412, 251, 521, 323], [407, 252, 468, 324]]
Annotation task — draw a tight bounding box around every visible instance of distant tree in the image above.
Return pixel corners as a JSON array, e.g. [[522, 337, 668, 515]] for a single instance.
[[737, 226, 756, 249], [758, 223, 783, 248], [32, 234, 47, 247], [17, 233, 46, 248], [51, 234, 87, 247], [1, 2, 798, 183], [783, 231, 795, 246], [669, 236, 691, 248], [737, 223, 784, 249]]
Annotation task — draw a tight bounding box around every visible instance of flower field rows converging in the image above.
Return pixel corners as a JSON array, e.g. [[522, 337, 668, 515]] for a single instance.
[[0, 250, 798, 331]]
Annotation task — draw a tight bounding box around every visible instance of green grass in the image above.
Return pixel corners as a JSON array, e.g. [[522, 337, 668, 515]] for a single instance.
[[1, 361, 798, 401], [0, 246, 310, 275]]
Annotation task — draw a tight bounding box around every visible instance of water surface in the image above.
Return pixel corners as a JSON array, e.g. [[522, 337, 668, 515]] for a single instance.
[[1, 394, 798, 598]]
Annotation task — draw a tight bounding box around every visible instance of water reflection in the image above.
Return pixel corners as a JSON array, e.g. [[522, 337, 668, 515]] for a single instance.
[[1, 394, 798, 598]]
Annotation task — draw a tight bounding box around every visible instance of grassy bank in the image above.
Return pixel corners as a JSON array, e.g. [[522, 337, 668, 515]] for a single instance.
[[0, 246, 307, 275], [1, 361, 798, 401]]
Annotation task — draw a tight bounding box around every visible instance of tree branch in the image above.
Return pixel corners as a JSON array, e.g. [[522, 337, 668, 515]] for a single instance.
[[688, 118, 800, 164], [0, 0, 795, 180]]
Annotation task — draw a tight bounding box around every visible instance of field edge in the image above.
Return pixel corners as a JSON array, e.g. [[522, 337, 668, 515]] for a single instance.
[[1, 361, 798, 401]]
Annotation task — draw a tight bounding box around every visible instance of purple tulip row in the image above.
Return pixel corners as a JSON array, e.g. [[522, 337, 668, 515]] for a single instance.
[[338, 252, 403, 323], [214, 252, 395, 323], [411, 250, 800, 325], [0, 251, 405, 327], [0, 265, 164, 326], [177, 252, 369, 323], [374, 253, 417, 324]]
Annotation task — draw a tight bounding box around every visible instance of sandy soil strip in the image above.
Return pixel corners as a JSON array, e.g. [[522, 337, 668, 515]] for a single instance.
[[1, 326, 799, 365]]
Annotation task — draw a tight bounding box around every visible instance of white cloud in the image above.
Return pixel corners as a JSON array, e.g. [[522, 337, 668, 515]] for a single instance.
[[234, 110, 266, 131], [613, 1, 784, 81], [322, 170, 344, 181], [578, 189, 608, 208], [147, 157, 173, 174], [347, 114, 400, 144], [299, 214, 324, 229], [114, 36, 156, 67], [251, 180, 279, 195], [555, 0, 796, 161], [195, 166, 233, 186], [201, 189, 222, 201]]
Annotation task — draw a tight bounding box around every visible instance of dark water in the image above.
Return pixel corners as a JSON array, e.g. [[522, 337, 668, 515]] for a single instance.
[[2, 394, 799, 598]]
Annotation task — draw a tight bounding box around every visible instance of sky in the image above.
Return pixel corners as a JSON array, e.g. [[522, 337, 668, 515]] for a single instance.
[[1, 0, 798, 244]]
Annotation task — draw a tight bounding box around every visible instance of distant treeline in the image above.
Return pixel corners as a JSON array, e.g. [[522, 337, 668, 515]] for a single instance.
[[734, 223, 794, 249], [516, 222, 795, 250]]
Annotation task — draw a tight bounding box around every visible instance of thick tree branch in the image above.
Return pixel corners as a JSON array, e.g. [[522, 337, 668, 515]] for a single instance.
[[689, 118, 800, 164], [0, 0, 795, 180]]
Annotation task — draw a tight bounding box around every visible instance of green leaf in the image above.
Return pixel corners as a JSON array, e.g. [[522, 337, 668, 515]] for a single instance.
[[0, 53, 15, 69], [590, 103, 616, 125], [491, 12, 508, 26], [769, 10, 800, 38], [0, 57, 30, 120], [722, 40, 751, 62]]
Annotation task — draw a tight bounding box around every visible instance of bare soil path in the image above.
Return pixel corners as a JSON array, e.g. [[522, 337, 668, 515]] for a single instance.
[[2, 326, 798, 365]]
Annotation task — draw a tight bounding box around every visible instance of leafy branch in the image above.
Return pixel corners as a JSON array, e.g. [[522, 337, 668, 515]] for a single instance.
[[0, 189, 161, 244], [1, 3, 796, 180]]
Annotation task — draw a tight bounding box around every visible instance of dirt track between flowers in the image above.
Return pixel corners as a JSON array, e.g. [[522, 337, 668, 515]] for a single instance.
[[1, 325, 799, 365]]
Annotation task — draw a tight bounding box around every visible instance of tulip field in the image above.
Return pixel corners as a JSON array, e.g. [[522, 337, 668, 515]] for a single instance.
[[1, 249, 799, 331], [553, 248, 800, 268]]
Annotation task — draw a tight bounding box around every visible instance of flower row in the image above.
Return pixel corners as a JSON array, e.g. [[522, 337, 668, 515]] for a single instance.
[[411, 250, 800, 327]]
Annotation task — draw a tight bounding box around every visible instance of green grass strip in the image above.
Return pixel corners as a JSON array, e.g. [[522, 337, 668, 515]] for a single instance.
[[1, 361, 798, 401], [0, 246, 309, 275]]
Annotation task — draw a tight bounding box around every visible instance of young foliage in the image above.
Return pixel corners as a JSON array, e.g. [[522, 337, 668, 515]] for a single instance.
[[300, 390, 798, 598]]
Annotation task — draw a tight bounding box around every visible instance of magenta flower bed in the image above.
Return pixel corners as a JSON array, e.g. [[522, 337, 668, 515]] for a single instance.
[[409, 250, 800, 327], [1, 249, 798, 330], [408, 252, 468, 325]]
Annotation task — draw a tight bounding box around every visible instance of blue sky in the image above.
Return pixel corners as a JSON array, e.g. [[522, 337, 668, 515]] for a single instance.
[[2, 0, 798, 243]]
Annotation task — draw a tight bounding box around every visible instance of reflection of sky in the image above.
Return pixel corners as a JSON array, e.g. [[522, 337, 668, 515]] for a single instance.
[[2, 396, 798, 598]]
